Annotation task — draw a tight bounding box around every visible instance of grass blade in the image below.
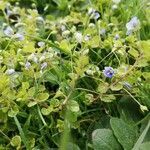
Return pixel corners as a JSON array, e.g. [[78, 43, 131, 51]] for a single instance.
[[132, 120, 150, 150], [14, 116, 30, 150]]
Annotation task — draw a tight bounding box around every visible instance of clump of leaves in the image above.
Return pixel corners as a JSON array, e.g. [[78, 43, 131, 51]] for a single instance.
[[0, 0, 150, 149]]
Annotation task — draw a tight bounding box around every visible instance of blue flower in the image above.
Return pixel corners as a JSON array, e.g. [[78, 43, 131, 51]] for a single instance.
[[84, 34, 91, 41], [25, 61, 31, 70], [28, 53, 38, 63], [6, 69, 15, 75], [114, 34, 120, 40], [4, 26, 14, 37], [103, 67, 114, 78], [93, 12, 100, 20], [126, 16, 140, 35], [100, 29, 106, 36], [4, 27, 25, 41], [15, 33, 25, 41], [88, 8, 100, 20]]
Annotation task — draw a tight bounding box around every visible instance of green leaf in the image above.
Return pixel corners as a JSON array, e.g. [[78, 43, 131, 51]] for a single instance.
[[66, 142, 80, 150], [27, 101, 37, 107], [67, 110, 78, 123], [110, 83, 123, 91], [128, 48, 139, 58], [52, 0, 68, 10], [57, 119, 64, 132], [23, 42, 36, 53], [142, 72, 150, 80], [10, 135, 21, 147], [137, 40, 150, 59], [14, 116, 30, 149], [137, 59, 149, 67], [98, 82, 109, 93], [67, 100, 80, 112], [118, 97, 142, 123], [101, 95, 116, 102], [94, 115, 111, 129], [44, 68, 60, 84], [0, 1, 6, 10], [92, 129, 121, 150], [110, 117, 138, 150], [22, 82, 30, 90], [36, 93, 49, 102], [41, 106, 53, 115], [76, 55, 89, 70], [8, 106, 19, 117], [28, 87, 36, 97], [50, 98, 60, 107], [87, 35, 100, 48], [22, 42, 36, 53], [59, 39, 72, 55], [139, 142, 150, 150]]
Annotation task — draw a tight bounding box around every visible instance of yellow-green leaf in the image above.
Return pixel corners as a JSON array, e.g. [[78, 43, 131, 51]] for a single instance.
[[36, 93, 49, 102]]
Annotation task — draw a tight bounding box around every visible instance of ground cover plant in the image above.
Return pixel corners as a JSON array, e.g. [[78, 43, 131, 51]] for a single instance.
[[0, 0, 150, 149]]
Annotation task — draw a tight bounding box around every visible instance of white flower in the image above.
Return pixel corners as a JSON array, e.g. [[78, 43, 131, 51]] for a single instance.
[[112, 4, 118, 10], [38, 41, 45, 47], [6, 10, 13, 16], [62, 30, 70, 37], [36, 16, 44, 22], [15, 33, 24, 41], [88, 8, 95, 15], [61, 25, 66, 32], [25, 61, 31, 70], [86, 69, 94, 76], [114, 34, 120, 40], [84, 34, 91, 41], [100, 29, 106, 36], [41, 62, 47, 70], [88, 8, 100, 20], [74, 32, 83, 43], [112, 0, 121, 4], [86, 65, 99, 76], [4, 26, 14, 37], [126, 16, 140, 35], [28, 53, 38, 63], [93, 12, 100, 20], [6, 69, 15, 75]]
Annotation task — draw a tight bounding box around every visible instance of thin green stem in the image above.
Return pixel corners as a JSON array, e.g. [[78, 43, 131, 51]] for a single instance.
[[135, 113, 150, 126], [123, 88, 141, 106], [0, 130, 10, 141], [37, 105, 47, 126]]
